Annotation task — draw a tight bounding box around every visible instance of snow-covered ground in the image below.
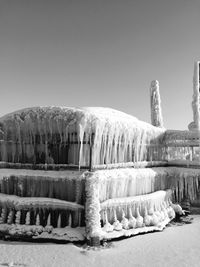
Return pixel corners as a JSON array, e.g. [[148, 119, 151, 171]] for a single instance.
[[0, 215, 200, 267]]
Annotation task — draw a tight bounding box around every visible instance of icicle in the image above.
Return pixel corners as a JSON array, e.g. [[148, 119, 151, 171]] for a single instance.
[[128, 206, 136, 229], [0, 208, 7, 224], [7, 210, 14, 224], [78, 210, 82, 227], [153, 203, 161, 222], [15, 210, 21, 224], [144, 206, 151, 226], [75, 180, 81, 204], [78, 124, 85, 169], [112, 208, 122, 231], [25, 211, 31, 225], [121, 209, 129, 230], [68, 213, 72, 227], [102, 209, 114, 232], [47, 213, 51, 226], [36, 214, 40, 226], [161, 202, 168, 220], [136, 207, 143, 228], [149, 204, 159, 226], [158, 203, 165, 221], [57, 213, 61, 228]]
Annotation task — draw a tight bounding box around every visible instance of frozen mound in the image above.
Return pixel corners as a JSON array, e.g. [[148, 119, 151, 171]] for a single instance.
[[0, 106, 165, 167]]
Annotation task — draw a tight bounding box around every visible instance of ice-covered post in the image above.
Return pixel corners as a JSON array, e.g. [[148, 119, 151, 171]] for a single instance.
[[85, 172, 102, 246], [150, 80, 164, 128], [192, 61, 200, 130]]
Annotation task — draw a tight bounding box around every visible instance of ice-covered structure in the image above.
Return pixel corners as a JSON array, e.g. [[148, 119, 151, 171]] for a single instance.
[[0, 62, 200, 245], [150, 80, 164, 128], [0, 106, 166, 167], [188, 61, 200, 131]]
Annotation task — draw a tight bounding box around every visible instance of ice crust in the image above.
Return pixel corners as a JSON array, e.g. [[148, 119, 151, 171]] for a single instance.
[[0, 106, 165, 167], [0, 106, 199, 242]]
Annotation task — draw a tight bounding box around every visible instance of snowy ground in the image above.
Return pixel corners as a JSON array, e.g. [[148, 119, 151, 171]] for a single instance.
[[0, 215, 200, 267]]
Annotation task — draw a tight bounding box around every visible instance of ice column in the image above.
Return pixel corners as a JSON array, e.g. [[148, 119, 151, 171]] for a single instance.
[[85, 172, 101, 245], [189, 61, 200, 130], [150, 80, 164, 128]]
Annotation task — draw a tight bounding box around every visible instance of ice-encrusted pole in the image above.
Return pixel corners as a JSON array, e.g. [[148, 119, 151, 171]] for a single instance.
[[192, 61, 200, 130], [150, 80, 164, 128], [85, 172, 102, 246]]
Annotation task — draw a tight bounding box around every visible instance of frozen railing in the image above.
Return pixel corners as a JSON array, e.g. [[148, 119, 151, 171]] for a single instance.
[[0, 128, 200, 170], [0, 132, 166, 170], [0, 133, 92, 168], [0, 106, 165, 170], [164, 130, 200, 167], [0, 135, 198, 170], [0, 169, 86, 241]]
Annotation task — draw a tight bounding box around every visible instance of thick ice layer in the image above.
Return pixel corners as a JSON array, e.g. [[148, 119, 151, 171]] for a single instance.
[[169, 167, 200, 202], [0, 193, 85, 228], [0, 169, 86, 204], [0, 106, 165, 167], [91, 167, 200, 203], [0, 224, 86, 241], [0, 193, 84, 211], [94, 168, 169, 202], [100, 190, 172, 222], [99, 190, 173, 236], [100, 190, 171, 211]]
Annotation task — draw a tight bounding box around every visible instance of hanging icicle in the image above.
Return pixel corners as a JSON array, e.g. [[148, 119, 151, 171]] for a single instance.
[[7, 210, 14, 224], [102, 209, 113, 232], [144, 206, 151, 226], [36, 214, 40, 226], [46, 213, 51, 226], [57, 213, 61, 228], [136, 207, 143, 228], [112, 208, 122, 231], [68, 213, 72, 227], [128, 206, 136, 229], [25, 211, 31, 225], [15, 210, 21, 224], [0, 208, 7, 224], [121, 209, 129, 230]]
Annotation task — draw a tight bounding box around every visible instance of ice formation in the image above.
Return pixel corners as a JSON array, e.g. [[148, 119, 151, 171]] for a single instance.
[[188, 61, 200, 131], [0, 106, 165, 168], [0, 169, 86, 204], [0, 193, 84, 228], [150, 80, 164, 128], [94, 167, 200, 204], [98, 190, 174, 239], [0, 64, 200, 245]]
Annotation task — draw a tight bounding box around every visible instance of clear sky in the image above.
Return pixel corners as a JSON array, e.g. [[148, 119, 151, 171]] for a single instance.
[[0, 0, 200, 130]]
